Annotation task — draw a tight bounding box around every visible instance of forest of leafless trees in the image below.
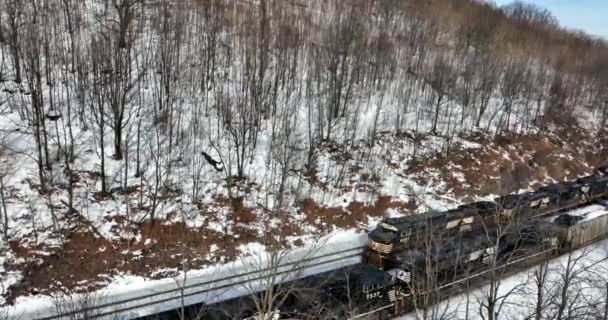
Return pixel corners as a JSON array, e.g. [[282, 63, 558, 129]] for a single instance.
[[1, 0, 606, 212], [1, 0, 608, 317], [0, 0, 605, 272]]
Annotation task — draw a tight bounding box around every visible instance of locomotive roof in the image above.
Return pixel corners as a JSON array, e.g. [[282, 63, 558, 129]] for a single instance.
[[577, 175, 608, 185], [495, 191, 543, 206], [382, 210, 445, 228], [539, 182, 579, 195], [369, 227, 396, 242], [382, 201, 498, 229]]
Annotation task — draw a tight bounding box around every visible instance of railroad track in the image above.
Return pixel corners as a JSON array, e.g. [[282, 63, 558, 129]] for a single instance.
[[22, 242, 366, 320]]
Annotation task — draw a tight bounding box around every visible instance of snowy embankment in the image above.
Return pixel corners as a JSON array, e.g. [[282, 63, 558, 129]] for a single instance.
[[7, 231, 367, 320]]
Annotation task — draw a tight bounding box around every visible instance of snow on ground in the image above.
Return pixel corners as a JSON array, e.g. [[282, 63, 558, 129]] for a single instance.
[[0, 0, 606, 313], [398, 239, 608, 320], [5, 230, 367, 320], [0, 75, 605, 312]]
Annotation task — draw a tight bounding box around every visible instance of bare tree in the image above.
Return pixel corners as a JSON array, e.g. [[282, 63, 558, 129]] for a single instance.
[[320, 1, 365, 141], [427, 54, 456, 135], [547, 245, 608, 320], [2, 0, 24, 83], [529, 260, 552, 320], [140, 124, 169, 223], [0, 175, 9, 241], [475, 202, 525, 320], [53, 291, 105, 320], [21, 1, 51, 190], [234, 213, 325, 320], [151, 0, 187, 152], [101, 0, 145, 160], [89, 35, 110, 194]]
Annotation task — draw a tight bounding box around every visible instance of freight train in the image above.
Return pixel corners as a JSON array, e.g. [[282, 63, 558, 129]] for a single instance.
[[362, 201, 608, 312], [367, 169, 608, 270], [359, 167, 608, 314]]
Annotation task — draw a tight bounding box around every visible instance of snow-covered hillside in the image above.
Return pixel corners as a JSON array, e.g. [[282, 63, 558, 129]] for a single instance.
[[0, 0, 606, 313]]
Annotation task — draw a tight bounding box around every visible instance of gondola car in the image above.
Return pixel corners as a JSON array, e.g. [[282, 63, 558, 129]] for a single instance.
[[553, 201, 608, 250]]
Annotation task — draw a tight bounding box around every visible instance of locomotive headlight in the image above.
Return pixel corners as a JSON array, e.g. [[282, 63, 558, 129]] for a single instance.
[[369, 241, 393, 254]]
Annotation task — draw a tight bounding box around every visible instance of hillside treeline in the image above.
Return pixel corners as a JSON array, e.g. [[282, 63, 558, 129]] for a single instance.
[[0, 0, 607, 213]]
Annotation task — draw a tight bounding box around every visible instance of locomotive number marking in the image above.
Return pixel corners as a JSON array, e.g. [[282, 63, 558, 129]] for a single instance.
[[366, 292, 381, 300]]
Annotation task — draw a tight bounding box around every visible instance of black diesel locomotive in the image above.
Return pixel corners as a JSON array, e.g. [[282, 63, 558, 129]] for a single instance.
[[368, 169, 608, 270], [364, 200, 608, 311]]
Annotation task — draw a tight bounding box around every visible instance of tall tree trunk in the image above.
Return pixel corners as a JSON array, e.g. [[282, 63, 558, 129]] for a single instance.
[[0, 178, 9, 241], [114, 123, 123, 160], [100, 120, 107, 194]]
